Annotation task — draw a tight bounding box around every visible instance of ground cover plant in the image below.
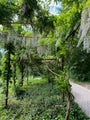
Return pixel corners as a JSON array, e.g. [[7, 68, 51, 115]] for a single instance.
[[0, 77, 89, 120], [0, 0, 90, 119]]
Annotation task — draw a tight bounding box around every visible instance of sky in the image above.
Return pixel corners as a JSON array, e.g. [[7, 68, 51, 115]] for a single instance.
[[49, 1, 61, 15], [41, 0, 62, 15]]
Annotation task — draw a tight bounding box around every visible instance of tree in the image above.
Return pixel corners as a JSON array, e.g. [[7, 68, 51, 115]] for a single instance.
[[1, 42, 15, 107], [0, 0, 19, 24], [0, 0, 89, 119]]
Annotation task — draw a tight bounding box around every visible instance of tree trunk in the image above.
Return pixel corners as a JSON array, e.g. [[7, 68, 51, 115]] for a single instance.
[[6, 51, 11, 107], [61, 56, 64, 71], [19, 63, 24, 87], [20, 70, 24, 86], [27, 66, 29, 85], [13, 63, 16, 86], [65, 89, 70, 120], [6, 78, 9, 107], [62, 56, 65, 102]]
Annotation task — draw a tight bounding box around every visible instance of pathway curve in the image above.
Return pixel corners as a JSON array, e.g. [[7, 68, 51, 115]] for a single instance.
[[71, 82, 90, 118]]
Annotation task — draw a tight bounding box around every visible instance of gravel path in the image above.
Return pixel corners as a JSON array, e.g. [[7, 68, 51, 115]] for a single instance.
[[71, 82, 90, 118]]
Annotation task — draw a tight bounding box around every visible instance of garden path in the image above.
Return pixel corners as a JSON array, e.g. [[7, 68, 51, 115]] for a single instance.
[[71, 82, 90, 118]]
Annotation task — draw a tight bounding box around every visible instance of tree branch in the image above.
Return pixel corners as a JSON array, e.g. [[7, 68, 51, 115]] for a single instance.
[[44, 60, 60, 77], [65, 24, 80, 41]]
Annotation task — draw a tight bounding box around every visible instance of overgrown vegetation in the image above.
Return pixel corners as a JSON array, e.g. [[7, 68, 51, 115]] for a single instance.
[[70, 44, 90, 82], [0, 78, 89, 120], [0, 0, 90, 119]]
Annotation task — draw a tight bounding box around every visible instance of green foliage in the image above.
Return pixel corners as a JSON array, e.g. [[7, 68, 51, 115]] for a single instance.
[[0, 79, 2, 87], [85, 0, 90, 9], [0, 51, 2, 76], [1, 42, 16, 107], [0, 0, 19, 24], [1, 55, 12, 84], [20, 0, 39, 18], [0, 0, 90, 119], [13, 86, 25, 98], [70, 45, 90, 81], [36, 15, 56, 34], [0, 78, 89, 120], [70, 102, 90, 120], [18, 58, 25, 74], [1, 42, 15, 82], [55, 74, 71, 93]]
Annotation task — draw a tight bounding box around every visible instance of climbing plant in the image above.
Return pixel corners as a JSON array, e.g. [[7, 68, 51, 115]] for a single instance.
[[0, 0, 90, 120]]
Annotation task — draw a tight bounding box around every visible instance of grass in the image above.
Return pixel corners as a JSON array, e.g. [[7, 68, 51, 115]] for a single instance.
[[0, 76, 90, 120]]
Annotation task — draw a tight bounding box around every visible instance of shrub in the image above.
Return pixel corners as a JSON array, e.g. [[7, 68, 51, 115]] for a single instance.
[[70, 45, 90, 82], [70, 102, 90, 120], [13, 86, 25, 98]]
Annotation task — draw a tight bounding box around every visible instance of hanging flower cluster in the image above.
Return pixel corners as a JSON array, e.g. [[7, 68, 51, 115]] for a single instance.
[[78, 7, 90, 52]]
